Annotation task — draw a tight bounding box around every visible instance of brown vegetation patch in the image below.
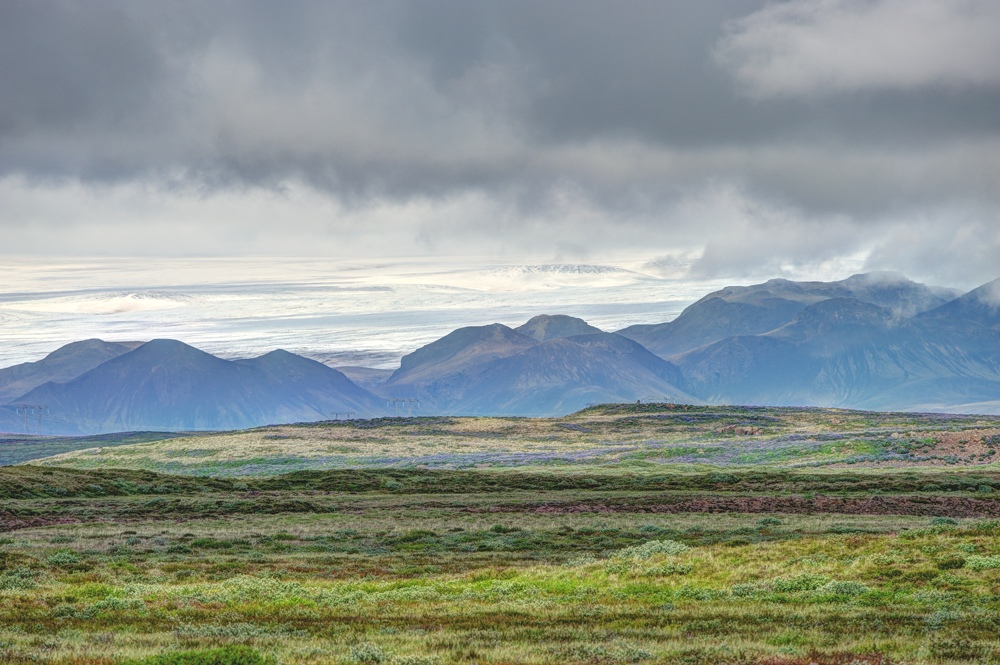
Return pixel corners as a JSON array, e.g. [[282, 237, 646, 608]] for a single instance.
[[758, 653, 893, 665], [931, 428, 1000, 457], [476, 494, 1000, 518], [0, 511, 78, 531]]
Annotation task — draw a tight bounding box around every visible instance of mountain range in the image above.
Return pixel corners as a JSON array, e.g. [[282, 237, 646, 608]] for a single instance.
[[2, 272, 998, 433], [0, 340, 383, 434]]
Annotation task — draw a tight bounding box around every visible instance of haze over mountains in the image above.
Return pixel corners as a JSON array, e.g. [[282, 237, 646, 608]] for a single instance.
[[2, 272, 998, 434]]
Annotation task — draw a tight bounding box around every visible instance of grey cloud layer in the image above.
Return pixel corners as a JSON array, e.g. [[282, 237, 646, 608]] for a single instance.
[[1, 0, 998, 284], [716, 0, 1000, 96]]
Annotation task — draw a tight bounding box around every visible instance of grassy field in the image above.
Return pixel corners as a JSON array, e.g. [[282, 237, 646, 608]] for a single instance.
[[0, 432, 195, 467], [23, 405, 1000, 476], [3, 405, 1000, 664]]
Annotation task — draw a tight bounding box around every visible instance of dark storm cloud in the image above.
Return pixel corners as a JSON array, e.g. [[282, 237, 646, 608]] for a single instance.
[[0, 0, 998, 284]]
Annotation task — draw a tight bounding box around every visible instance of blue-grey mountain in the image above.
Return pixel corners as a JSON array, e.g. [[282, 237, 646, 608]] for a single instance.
[[5, 340, 383, 434], [1, 272, 998, 434], [515, 314, 603, 341], [672, 280, 1000, 414], [917, 278, 1000, 330], [618, 272, 960, 359], [383, 321, 695, 416], [0, 339, 140, 403]]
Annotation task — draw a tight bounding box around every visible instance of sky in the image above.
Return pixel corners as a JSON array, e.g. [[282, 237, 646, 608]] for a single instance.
[[0, 256, 745, 367], [1, 0, 998, 288]]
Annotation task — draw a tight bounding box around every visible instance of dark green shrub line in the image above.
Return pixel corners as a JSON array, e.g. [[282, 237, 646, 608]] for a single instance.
[[7, 464, 1000, 500]]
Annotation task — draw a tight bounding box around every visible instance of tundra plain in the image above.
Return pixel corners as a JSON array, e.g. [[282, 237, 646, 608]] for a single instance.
[[3, 404, 1000, 664]]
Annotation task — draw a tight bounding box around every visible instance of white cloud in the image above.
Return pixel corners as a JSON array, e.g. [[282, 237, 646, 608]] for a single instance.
[[862, 209, 1000, 286], [679, 183, 865, 278], [716, 0, 1000, 97]]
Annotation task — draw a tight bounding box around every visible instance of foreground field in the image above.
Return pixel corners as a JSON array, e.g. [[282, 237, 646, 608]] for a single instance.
[[3, 465, 1000, 664], [4, 405, 1000, 664]]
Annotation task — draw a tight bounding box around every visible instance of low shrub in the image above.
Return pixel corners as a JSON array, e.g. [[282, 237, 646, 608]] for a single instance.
[[611, 540, 689, 561], [930, 517, 958, 526], [638, 524, 669, 535], [46, 549, 80, 566], [564, 555, 597, 568], [772, 574, 829, 592], [0, 568, 37, 591], [818, 580, 869, 596], [964, 555, 1000, 571], [351, 643, 388, 664]]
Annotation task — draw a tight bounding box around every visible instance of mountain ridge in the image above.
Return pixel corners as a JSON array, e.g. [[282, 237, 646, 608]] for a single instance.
[[617, 272, 961, 359]]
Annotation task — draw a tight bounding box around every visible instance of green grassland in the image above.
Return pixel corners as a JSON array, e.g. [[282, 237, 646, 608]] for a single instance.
[[3, 405, 1000, 664], [22, 405, 1000, 476], [0, 432, 196, 467]]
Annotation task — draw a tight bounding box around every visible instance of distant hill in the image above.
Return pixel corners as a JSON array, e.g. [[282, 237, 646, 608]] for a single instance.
[[6, 340, 384, 434], [0, 339, 141, 404], [385, 324, 695, 415], [617, 272, 960, 358]]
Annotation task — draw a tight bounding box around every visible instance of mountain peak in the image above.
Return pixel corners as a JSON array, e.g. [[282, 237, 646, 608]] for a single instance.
[[8, 340, 383, 433], [42, 338, 141, 363], [127, 338, 220, 361], [966, 278, 1000, 308], [515, 315, 602, 341], [139, 338, 202, 352], [393, 323, 536, 379], [0, 338, 144, 404], [841, 270, 909, 286], [919, 277, 1000, 328]]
